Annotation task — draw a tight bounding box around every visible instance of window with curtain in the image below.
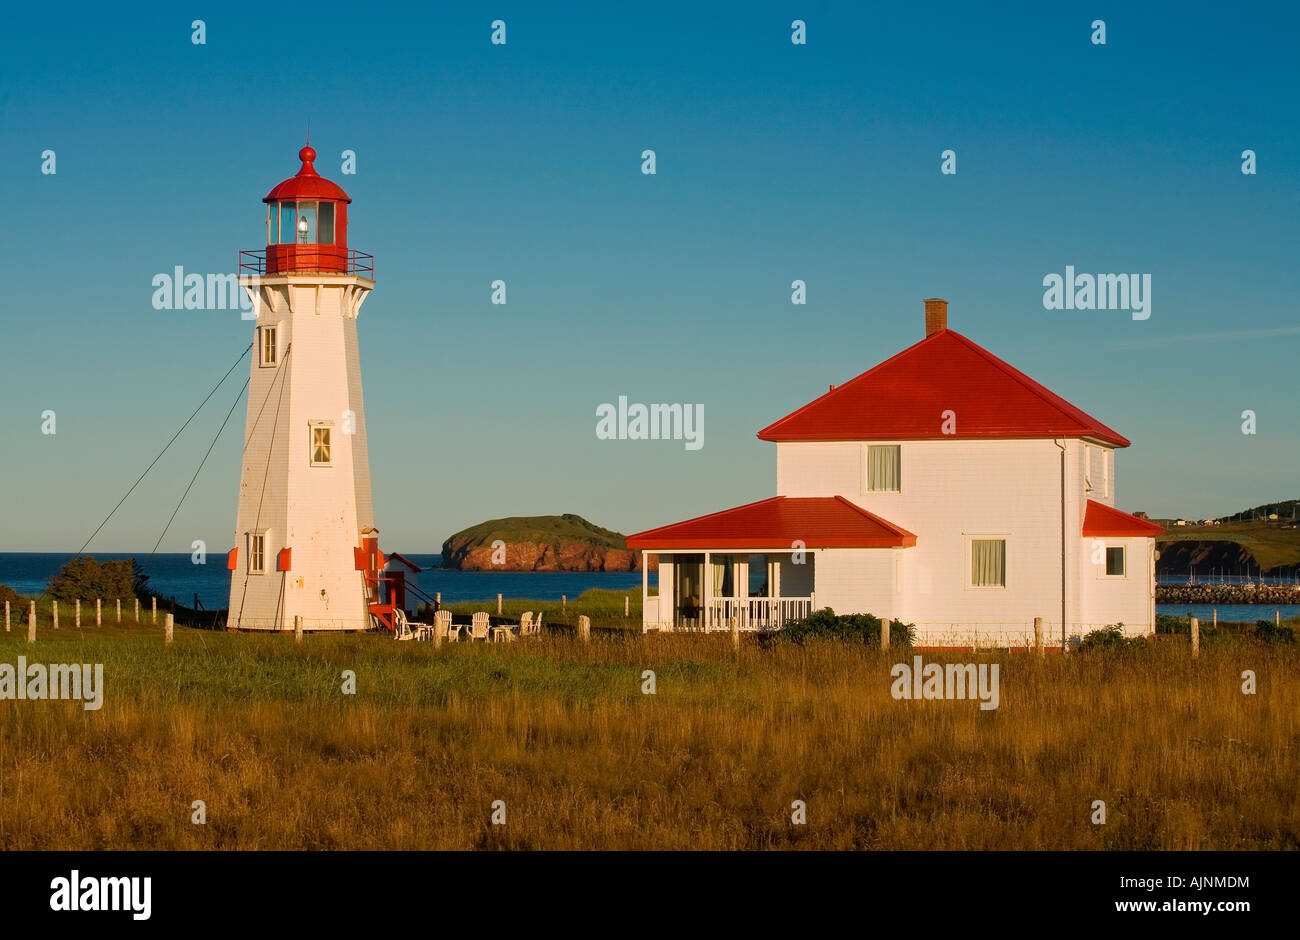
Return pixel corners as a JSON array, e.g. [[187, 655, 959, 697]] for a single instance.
[[711, 555, 734, 597], [867, 444, 901, 491], [971, 539, 1006, 587]]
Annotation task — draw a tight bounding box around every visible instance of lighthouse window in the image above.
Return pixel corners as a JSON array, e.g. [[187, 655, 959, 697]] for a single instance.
[[297, 202, 318, 243], [311, 425, 332, 466], [278, 202, 296, 245], [247, 533, 266, 575], [259, 326, 277, 366], [318, 202, 335, 244]]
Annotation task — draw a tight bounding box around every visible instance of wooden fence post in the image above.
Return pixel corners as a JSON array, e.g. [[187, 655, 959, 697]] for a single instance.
[[562, 595, 567, 612], [151, 596, 157, 624], [497, 594, 502, 615], [135, 598, 140, 623], [1212, 608, 1217, 628], [436, 592, 441, 605], [577, 614, 590, 642], [294, 615, 303, 644], [1277, 610, 1282, 627], [28, 601, 37, 643], [730, 615, 740, 651], [3, 599, 8, 632], [881, 618, 891, 650], [75, 599, 81, 629], [52, 600, 58, 630], [96, 598, 102, 626], [165, 612, 174, 644], [1034, 616, 1044, 656], [1190, 616, 1199, 658], [116, 598, 121, 623], [625, 595, 630, 618]]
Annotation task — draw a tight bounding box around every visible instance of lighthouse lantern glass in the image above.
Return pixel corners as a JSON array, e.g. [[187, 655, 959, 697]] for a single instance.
[[298, 203, 317, 243], [318, 202, 335, 245], [278, 203, 296, 245]]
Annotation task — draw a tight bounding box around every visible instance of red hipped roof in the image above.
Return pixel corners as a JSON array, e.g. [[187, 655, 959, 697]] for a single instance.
[[757, 330, 1130, 447], [626, 496, 917, 550], [1081, 499, 1165, 537]]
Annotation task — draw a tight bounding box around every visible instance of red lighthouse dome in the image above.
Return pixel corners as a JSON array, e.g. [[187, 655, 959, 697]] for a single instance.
[[249, 144, 371, 277]]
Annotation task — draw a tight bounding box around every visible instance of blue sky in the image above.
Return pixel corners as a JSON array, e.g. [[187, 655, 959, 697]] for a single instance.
[[1, 1, 1297, 552]]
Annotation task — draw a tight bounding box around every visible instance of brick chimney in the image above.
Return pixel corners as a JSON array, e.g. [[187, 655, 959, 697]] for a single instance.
[[924, 298, 948, 336]]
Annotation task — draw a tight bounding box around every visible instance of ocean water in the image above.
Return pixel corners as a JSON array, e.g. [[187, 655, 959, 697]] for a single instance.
[[4, 554, 1294, 620], [0, 553, 654, 610]]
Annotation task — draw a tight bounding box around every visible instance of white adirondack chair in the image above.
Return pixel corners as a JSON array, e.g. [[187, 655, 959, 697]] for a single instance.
[[519, 611, 533, 635], [470, 611, 490, 641], [532, 610, 544, 635], [393, 609, 416, 641], [434, 609, 456, 641]]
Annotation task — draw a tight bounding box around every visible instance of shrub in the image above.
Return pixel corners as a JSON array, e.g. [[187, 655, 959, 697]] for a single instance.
[[45, 556, 149, 603], [779, 607, 915, 646], [0, 584, 22, 609], [1079, 623, 1151, 652], [1254, 620, 1296, 644], [1155, 613, 1189, 635]]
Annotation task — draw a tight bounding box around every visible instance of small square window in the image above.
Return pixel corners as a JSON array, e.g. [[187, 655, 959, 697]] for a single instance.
[[971, 539, 1006, 587], [1105, 546, 1125, 577], [867, 444, 901, 491], [311, 425, 332, 466], [260, 326, 277, 366], [247, 532, 266, 574]]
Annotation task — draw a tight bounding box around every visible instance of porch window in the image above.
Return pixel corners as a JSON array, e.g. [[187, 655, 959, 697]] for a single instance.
[[712, 554, 735, 597], [971, 539, 1006, 587], [1105, 546, 1125, 577], [867, 444, 901, 491], [748, 554, 769, 596]]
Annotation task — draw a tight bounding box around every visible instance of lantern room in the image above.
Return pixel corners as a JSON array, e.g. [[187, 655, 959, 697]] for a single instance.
[[244, 144, 372, 277]]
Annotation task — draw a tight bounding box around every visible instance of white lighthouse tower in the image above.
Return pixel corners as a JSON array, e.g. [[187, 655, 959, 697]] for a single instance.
[[226, 143, 385, 631]]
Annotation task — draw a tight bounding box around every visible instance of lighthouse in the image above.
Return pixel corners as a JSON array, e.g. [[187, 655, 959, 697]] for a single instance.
[[226, 144, 382, 631]]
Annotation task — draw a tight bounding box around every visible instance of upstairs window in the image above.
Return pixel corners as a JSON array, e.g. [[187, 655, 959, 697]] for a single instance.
[[259, 326, 277, 366], [867, 445, 901, 491], [971, 539, 1006, 587], [310, 424, 333, 466], [1105, 546, 1126, 577]]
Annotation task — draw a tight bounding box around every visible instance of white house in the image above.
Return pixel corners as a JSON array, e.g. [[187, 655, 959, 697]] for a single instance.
[[627, 299, 1164, 649]]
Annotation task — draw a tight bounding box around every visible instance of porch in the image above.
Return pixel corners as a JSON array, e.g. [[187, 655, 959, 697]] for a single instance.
[[638, 550, 814, 633]]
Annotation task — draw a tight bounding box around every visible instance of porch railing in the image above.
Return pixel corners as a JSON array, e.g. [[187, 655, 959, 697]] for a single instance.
[[642, 595, 812, 632]]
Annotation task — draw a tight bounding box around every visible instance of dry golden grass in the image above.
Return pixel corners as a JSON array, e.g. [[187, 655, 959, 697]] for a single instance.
[[0, 623, 1295, 849]]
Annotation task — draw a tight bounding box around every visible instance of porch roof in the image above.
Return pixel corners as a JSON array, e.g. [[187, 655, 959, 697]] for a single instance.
[[626, 496, 917, 550], [1081, 499, 1165, 537]]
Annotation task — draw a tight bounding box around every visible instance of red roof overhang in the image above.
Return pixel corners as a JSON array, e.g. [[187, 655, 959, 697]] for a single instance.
[[1081, 499, 1165, 537], [626, 496, 916, 550]]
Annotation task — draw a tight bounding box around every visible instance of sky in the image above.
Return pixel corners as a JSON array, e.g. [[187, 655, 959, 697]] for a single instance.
[[0, 1, 1297, 553]]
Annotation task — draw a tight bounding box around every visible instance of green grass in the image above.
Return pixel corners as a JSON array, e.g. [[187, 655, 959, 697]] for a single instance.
[[1157, 520, 1300, 570], [435, 587, 643, 631], [0, 620, 1296, 849]]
